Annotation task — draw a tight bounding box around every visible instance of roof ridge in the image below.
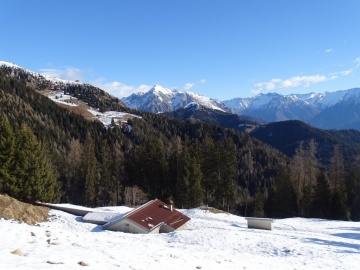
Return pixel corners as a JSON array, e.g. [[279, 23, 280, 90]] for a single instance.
[[124, 199, 155, 218]]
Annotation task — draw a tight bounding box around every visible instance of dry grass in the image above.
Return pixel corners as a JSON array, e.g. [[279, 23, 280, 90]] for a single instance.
[[0, 194, 49, 225], [200, 206, 227, 214], [11, 248, 24, 256]]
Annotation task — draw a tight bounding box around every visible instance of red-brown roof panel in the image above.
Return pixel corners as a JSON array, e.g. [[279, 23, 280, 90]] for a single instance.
[[126, 199, 190, 231]]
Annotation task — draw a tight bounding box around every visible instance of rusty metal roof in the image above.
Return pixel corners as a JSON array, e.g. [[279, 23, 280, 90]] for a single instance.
[[125, 199, 190, 231]]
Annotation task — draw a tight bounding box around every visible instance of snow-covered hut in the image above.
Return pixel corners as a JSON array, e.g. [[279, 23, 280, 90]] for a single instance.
[[103, 199, 190, 234]]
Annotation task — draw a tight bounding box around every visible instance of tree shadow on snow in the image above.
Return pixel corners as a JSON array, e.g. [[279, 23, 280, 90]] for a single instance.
[[305, 238, 360, 253], [333, 227, 360, 232], [332, 233, 360, 241], [328, 227, 360, 241]]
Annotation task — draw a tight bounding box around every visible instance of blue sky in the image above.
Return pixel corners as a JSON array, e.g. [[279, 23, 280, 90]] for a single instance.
[[1, 0, 360, 100]]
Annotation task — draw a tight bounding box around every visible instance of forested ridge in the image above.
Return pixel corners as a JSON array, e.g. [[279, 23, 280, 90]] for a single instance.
[[1, 66, 359, 220]]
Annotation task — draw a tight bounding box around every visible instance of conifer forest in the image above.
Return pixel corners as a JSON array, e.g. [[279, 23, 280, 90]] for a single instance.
[[1, 66, 359, 221]]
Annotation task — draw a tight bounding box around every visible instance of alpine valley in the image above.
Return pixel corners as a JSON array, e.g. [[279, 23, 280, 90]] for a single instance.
[[1, 60, 360, 222]]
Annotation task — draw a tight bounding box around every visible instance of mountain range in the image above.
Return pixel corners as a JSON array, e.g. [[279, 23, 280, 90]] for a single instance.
[[2, 60, 360, 164], [122, 86, 360, 131], [121, 85, 227, 113]]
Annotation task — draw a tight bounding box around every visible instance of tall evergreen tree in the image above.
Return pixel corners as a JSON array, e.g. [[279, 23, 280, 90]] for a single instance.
[[266, 168, 297, 218], [0, 113, 15, 193], [329, 190, 349, 220], [252, 190, 265, 217], [11, 125, 61, 202], [328, 145, 346, 192], [213, 140, 238, 211], [244, 150, 254, 217], [175, 142, 190, 208], [200, 136, 218, 206], [80, 132, 98, 206], [328, 145, 348, 219], [351, 176, 360, 221], [188, 156, 204, 207], [112, 141, 124, 205], [302, 139, 319, 217], [311, 171, 331, 219], [64, 138, 82, 202], [99, 140, 114, 206]]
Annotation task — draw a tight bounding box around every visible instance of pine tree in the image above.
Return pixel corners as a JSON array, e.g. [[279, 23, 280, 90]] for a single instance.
[[327, 145, 348, 219], [65, 138, 82, 202], [290, 140, 319, 217], [302, 139, 319, 217], [311, 171, 331, 219], [0, 113, 15, 194], [252, 190, 265, 217], [212, 140, 238, 211], [188, 156, 204, 207], [351, 176, 360, 221], [266, 168, 297, 218], [328, 145, 345, 192], [99, 140, 114, 206], [80, 132, 98, 206], [11, 125, 61, 202], [329, 190, 349, 220], [244, 149, 254, 217], [112, 141, 124, 205], [175, 142, 190, 208], [290, 141, 306, 214], [200, 136, 218, 206]]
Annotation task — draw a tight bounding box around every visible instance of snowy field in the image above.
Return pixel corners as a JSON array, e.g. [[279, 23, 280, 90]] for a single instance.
[[0, 205, 359, 270]]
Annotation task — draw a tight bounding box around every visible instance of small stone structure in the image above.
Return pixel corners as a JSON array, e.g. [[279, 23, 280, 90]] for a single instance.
[[245, 217, 274, 230]]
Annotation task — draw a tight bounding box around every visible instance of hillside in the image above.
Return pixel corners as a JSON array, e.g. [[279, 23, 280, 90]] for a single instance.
[[1, 62, 360, 221], [0, 196, 359, 270], [0, 64, 289, 215], [164, 103, 259, 132], [250, 120, 360, 164]]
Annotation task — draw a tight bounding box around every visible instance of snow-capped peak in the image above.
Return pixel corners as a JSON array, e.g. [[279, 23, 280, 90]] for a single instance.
[[151, 85, 173, 96], [122, 86, 226, 113]]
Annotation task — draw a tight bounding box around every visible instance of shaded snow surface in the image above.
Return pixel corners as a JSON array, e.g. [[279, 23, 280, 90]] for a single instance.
[[1, 206, 359, 270]]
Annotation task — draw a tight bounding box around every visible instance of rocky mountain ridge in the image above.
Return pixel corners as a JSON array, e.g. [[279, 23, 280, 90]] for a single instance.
[[123, 86, 360, 131]]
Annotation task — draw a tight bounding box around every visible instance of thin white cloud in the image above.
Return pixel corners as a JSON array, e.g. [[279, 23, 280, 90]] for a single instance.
[[253, 75, 327, 94], [90, 78, 151, 98], [39, 67, 85, 81], [325, 48, 333, 53], [184, 82, 195, 90], [183, 79, 206, 91], [354, 57, 360, 67], [340, 69, 352, 76], [251, 58, 360, 95]]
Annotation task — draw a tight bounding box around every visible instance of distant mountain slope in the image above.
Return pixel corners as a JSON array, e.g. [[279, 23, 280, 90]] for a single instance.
[[250, 120, 360, 164], [121, 85, 227, 113], [164, 103, 259, 132], [309, 89, 360, 130], [224, 89, 360, 131], [224, 93, 320, 122], [122, 83, 360, 131]]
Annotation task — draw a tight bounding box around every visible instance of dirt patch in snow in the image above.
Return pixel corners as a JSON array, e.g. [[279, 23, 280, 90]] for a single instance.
[[0, 194, 49, 225]]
